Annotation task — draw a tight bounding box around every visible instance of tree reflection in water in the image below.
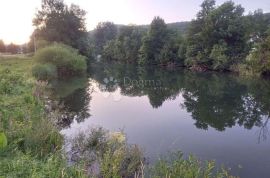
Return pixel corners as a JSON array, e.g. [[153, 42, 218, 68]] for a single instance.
[[50, 62, 270, 141]]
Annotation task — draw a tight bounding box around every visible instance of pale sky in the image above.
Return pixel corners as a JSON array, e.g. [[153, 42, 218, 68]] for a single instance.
[[0, 0, 269, 44]]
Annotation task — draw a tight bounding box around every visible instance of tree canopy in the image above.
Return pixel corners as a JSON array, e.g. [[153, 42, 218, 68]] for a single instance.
[[32, 0, 90, 56]]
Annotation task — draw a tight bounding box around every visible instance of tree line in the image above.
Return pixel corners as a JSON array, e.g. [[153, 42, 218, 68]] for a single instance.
[[0, 40, 28, 54], [23, 0, 270, 76], [91, 0, 270, 76]]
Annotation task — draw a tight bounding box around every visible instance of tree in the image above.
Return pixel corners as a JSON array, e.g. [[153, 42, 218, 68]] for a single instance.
[[0, 40, 5, 53], [246, 9, 270, 43], [246, 30, 270, 75], [103, 25, 144, 63], [32, 0, 90, 56], [139, 16, 168, 64], [185, 0, 246, 70], [157, 31, 180, 65], [94, 22, 117, 54], [210, 43, 229, 70], [185, 0, 216, 68]]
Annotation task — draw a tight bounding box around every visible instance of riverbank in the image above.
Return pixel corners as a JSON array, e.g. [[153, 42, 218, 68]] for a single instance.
[[0, 55, 86, 177], [0, 56, 236, 178]]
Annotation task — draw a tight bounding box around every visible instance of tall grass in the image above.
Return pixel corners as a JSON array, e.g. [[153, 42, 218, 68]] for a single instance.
[[68, 128, 236, 178], [148, 152, 236, 178], [0, 57, 87, 178]]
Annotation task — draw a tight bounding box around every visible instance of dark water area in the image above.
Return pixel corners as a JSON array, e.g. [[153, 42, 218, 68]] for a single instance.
[[50, 63, 270, 178]]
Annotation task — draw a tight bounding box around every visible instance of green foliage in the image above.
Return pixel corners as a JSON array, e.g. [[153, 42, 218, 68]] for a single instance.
[[103, 25, 144, 63], [94, 22, 118, 54], [186, 0, 247, 70], [32, 63, 57, 81], [245, 35, 270, 75], [32, 0, 90, 56], [70, 128, 144, 177], [0, 152, 87, 178], [24, 119, 63, 157], [0, 132, 7, 149], [140, 16, 169, 64], [32, 44, 87, 80], [149, 152, 235, 178], [0, 57, 88, 178], [210, 43, 229, 70], [246, 9, 270, 43]]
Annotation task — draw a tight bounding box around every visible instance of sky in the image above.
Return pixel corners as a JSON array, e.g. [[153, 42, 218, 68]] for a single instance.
[[0, 0, 269, 44]]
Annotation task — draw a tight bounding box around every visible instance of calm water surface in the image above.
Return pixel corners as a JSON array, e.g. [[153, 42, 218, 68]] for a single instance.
[[51, 63, 270, 178]]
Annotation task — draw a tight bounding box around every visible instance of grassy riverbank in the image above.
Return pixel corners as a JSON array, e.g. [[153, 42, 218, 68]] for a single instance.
[[0, 56, 85, 177], [0, 56, 236, 178]]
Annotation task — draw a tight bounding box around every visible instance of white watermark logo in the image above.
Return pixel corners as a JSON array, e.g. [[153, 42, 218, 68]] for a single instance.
[[98, 76, 164, 102], [99, 77, 122, 101]]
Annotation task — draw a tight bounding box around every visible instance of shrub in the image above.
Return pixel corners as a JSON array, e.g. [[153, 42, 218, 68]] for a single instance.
[[32, 44, 87, 80], [32, 63, 57, 81]]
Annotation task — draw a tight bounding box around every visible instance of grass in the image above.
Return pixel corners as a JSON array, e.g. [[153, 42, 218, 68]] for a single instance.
[[0, 55, 86, 177], [148, 152, 236, 178], [0, 55, 236, 178]]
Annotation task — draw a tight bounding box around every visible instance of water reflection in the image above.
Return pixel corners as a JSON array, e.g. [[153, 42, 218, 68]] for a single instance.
[[51, 62, 270, 178], [49, 62, 270, 139], [48, 77, 92, 128], [88, 62, 270, 134]]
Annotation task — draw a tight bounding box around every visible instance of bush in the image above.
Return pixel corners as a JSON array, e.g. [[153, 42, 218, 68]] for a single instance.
[[32, 44, 87, 80], [32, 63, 57, 81]]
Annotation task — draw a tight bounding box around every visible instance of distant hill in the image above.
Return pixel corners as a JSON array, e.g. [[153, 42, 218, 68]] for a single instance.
[[89, 21, 191, 37], [136, 21, 190, 34], [167, 21, 191, 34]]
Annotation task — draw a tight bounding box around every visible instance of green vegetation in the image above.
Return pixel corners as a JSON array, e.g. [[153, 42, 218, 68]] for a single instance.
[[2, 0, 270, 176], [243, 31, 270, 76], [32, 44, 87, 80], [69, 128, 144, 177], [103, 25, 145, 63], [0, 57, 235, 177], [68, 127, 235, 178], [91, 62, 270, 133], [0, 56, 85, 177], [91, 0, 270, 76], [149, 152, 235, 178], [31, 0, 91, 56], [185, 0, 247, 70], [94, 22, 118, 54]]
